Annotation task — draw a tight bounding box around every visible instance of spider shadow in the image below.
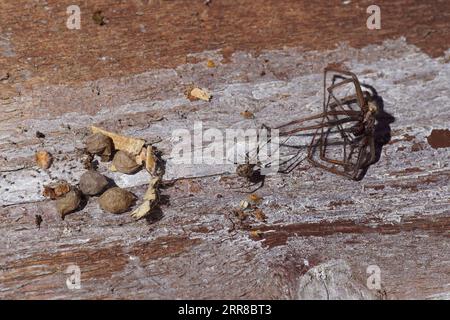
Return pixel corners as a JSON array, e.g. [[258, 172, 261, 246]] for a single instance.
[[247, 169, 266, 193], [355, 83, 395, 180]]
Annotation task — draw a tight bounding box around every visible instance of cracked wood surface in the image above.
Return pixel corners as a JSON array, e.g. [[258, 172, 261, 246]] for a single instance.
[[1, 0, 450, 299]]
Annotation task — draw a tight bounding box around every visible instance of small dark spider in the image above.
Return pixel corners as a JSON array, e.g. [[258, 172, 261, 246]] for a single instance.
[[236, 163, 256, 179], [232, 155, 265, 193]]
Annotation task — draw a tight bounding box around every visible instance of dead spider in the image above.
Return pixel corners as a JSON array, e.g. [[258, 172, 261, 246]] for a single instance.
[[268, 67, 380, 180], [225, 128, 271, 193]]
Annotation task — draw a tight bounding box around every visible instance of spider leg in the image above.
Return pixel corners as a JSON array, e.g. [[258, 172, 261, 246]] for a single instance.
[[237, 179, 265, 194]]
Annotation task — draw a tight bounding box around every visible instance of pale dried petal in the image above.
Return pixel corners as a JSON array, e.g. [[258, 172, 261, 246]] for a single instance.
[[91, 126, 145, 156], [135, 147, 147, 165], [130, 200, 151, 220], [131, 177, 160, 220], [189, 87, 212, 101], [145, 146, 157, 174], [144, 177, 159, 201]]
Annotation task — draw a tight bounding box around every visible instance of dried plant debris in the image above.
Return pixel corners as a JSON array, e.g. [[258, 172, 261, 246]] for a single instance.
[[35, 150, 53, 169], [239, 200, 250, 209], [145, 146, 158, 174], [185, 86, 212, 102], [56, 188, 82, 219], [135, 147, 147, 166], [206, 60, 216, 68], [250, 230, 263, 238], [81, 152, 95, 170], [112, 150, 142, 174], [79, 171, 109, 196], [99, 187, 136, 214], [240, 110, 255, 119], [92, 10, 106, 25], [91, 126, 145, 156], [135, 146, 158, 174], [248, 193, 262, 203], [227, 208, 250, 232], [131, 177, 160, 220], [85, 132, 114, 161], [252, 208, 266, 222], [34, 126, 163, 223], [43, 180, 71, 199]]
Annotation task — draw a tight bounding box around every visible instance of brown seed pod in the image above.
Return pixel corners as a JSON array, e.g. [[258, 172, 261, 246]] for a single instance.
[[79, 170, 109, 196], [43, 180, 71, 199], [98, 187, 135, 214], [55, 189, 82, 219], [112, 150, 141, 174], [85, 133, 113, 161], [35, 150, 53, 169]]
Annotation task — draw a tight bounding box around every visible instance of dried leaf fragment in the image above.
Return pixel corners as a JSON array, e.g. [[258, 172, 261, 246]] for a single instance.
[[91, 126, 145, 156], [135, 147, 147, 165], [248, 193, 262, 203], [130, 200, 151, 220], [145, 146, 157, 174], [185, 86, 212, 102], [250, 230, 263, 238], [252, 208, 266, 222], [35, 150, 53, 169], [144, 177, 160, 201], [239, 200, 250, 209], [43, 180, 71, 199], [131, 177, 160, 220], [240, 110, 255, 119]]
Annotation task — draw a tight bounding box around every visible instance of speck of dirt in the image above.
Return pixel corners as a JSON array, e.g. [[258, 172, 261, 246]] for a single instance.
[[411, 142, 425, 152], [93, 10, 106, 26], [220, 46, 235, 64], [35, 131, 45, 139], [35, 215, 43, 229], [427, 129, 450, 149]]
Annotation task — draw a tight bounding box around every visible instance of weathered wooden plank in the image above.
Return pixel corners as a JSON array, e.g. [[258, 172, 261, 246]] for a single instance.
[[1, 0, 449, 300]]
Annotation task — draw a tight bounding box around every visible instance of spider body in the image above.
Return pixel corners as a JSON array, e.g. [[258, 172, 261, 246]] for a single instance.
[[236, 163, 256, 179]]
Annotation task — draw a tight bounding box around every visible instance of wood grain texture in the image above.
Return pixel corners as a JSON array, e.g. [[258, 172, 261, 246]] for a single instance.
[[1, 0, 449, 300]]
